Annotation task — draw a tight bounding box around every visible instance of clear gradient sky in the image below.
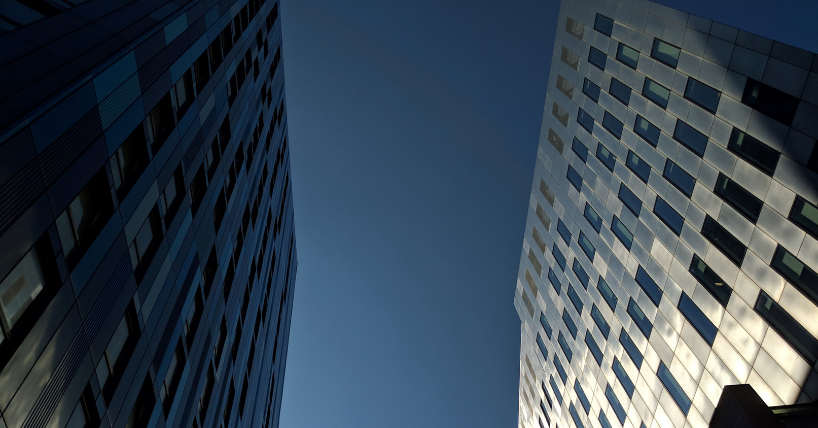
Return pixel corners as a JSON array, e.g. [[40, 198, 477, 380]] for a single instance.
[[277, 1, 818, 427]]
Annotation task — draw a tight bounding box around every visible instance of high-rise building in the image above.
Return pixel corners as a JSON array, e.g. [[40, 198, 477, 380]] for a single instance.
[[514, 1, 818, 427], [0, 2, 296, 428]]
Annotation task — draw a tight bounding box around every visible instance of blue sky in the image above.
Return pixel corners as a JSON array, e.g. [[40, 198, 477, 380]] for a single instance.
[[277, 1, 818, 427]]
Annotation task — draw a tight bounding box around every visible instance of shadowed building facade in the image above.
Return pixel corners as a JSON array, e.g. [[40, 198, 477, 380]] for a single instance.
[[0, 2, 296, 428], [514, 1, 818, 428]]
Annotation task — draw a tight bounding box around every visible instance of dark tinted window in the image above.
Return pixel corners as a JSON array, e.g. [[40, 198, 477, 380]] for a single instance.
[[654, 197, 684, 235], [714, 173, 763, 223], [55, 168, 115, 268], [618, 184, 642, 216], [627, 299, 652, 338], [584, 204, 602, 232], [790, 196, 818, 240], [553, 245, 566, 271], [585, 332, 603, 364], [589, 47, 607, 70], [689, 254, 731, 307], [591, 305, 610, 338], [575, 381, 591, 412], [755, 291, 818, 365], [557, 219, 572, 244], [594, 14, 614, 36], [562, 310, 578, 338], [540, 312, 553, 338], [573, 138, 589, 162], [596, 143, 616, 171], [548, 268, 562, 293], [742, 78, 800, 126], [626, 151, 651, 182], [619, 330, 643, 368], [569, 403, 584, 428], [606, 385, 627, 423], [609, 79, 632, 105], [674, 121, 708, 157], [578, 232, 595, 260], [684, 78, 720, 113], [558, 332, 573, 361], [616, 43, 639, 69], [643, 78, 670, 108], [651, 39, 680, 68], [771, 246, 818, 304], [634, 115, 660, 146], [111, 127, 150, 200], [536, 333, 548, 359], [573, 259, 589, 288], [567, 165, 583, 190], [701, 216, 746, 266], [611, 217, 634, 249], [636, 266, 662, 306], [583, 78, 601, 102], [602, 112, 624, 139], [727, 128, 779, 175], [568, 284, 584, 313], [550, 376, 564, 404], [678, 293, 717, 345], [147, 94, 175, 153], [578, 108, 595, 132], [658, 362, 692, 414], [663, 160, 696, 197], [598, 277, 617, 309], [599, 411, 613, 428], [612, 358, 635, 396]]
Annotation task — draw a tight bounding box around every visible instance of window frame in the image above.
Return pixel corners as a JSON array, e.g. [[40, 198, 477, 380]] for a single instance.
[[582, 78, 600, 102], [651, 39, 681, 68], [701, 216, 746, 266], [642, 78, 670, 108], [654, 197, 684, 235], [616, 43, 639, 69], [588, 47, 607, 70], [626, 151, 651, 182]]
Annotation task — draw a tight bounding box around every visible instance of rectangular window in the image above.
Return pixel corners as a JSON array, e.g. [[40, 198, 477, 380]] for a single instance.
[[578, 232, 595, 261], [701, 216, 746, 266], [636, 266, 662, 306], [685, 78, 720, 113], [596, 143, 616, 171], [585, 332, 603, 364], [540, 312, 553, 338], [223, 381, 236, 425], [605, 385, 627, 423], [536, 333, 548, 359], [567, 165, 583, 190], [128, 207, 163, 281], [553, 245, 566, 271], [727, 128, 779, 175], [558, 332, 573, 361], [627, 299, 652, 338], [651, 39, 680, 68], [771, 246, 818, 304], [591, 305, 610, 338], [790, 196, 818, 239], [573, 259, 589, 288], [160, 167, 184, 228], [594, 14, 614, 36], [567, 284, 584, 313], [715, 173, 763, 223], [755, 291, 818, 365], [626, 151, 651, 182], [173, 70, 195, 121], [589, 47, 607, 70], [146, 94, 175, 154], [128, 376, 156, 428], [161, 341, 186, 414], [557, 75, 575, 98], [208, 38, 223, 74], [194, 51, 211, 91], [577, 108, 594, 133], [616, 43, 639, 69], [561, 46, 580, 70], [663, 160, 696, 197], [642, 78, 670, 108], [569, 403, 585, 428], [658, 362, 692, 414], [552, 102, 569, 127], [184, 288, 204, 348], [572, 138, 588, 162], [55, 168, 115, 268], [554, 355, 568, 383], [548, 268, 562, 293], [742, 78, 799, 126], [214, 318, 227, 366], [542, 382, 554, 408], [97, 302, 140, 403], [550, 376, 563, 405], [562, 309, 578, 338], [583, 78, 600, 102], [689, 255, 731, 307], [198, 365, 215, 420], [602, 112, 624, 139], [619, 331, 643, 368], [612, 358, 635, 397], [634, 115, 660, 146], [654, 197, 684, 235], [674, 121, 708, 157], [575, 382, 591, 413], [557, 219, 572, 245], [584, 204, 602, 232], [111, 127, 150, 200], [0, 238, 56, 340], [598, 277, 617, 310], [678, 293, 717, 345], [189, 165, 208, 215], [611, 217, 634, 249], [599, 411, 613, 428], [536, 204, 552, 231], [609, 78, 632, 105], [618, 184, 642, 217]]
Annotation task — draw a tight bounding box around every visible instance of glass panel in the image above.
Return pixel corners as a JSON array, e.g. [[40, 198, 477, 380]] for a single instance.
[[602, 112, 623, 139], [596, 143, 616, 171], [557, 220, 571, 245], [627, 299, 652, 338], [589, 47, 607, 70], [133, 217, 156, 262], [609, 79, 632, 105], [606, 386, 627, 423], [599, 410, 613, 428], [106, 315, 130, 369], [714, 173, 763, 222], [554, 354, 568, 382], [572, 138, 588, 162], [0, 250, 45, 330], [771, 246, 818, 304], [536, 334, 548, 359], [741, 78, 799, 126], [552, 102, 569, 127], [578, 232, 595, 260], [612, 358, 634, 396], [583, 78, 600, 102], [591, 305, 610, 337], [562, 310, 578, 338], [598, 277, 617, 309], [594, 14, 614, 36], [618, 185, 642, 217], [565, 17, 584, 39], [674, 120, 708, 157], [642, 78, 670, 108], [558, 332, 573, 361], [585, 332, 603, 364], [570, 403, 585, 428], [548, 269, 562, 293], [568, 284, 584, 313], [567, 165, 583, 190], [573, 259, 589, 288], [626, 151, 651, 182], [557, 75, 575, 98], [550, 376, 563, 404], [684, 78, 720, 113], [790, 196, 818, 239], [584, 204, 602, 232], [634, 115, 660, 146], [689, 254, 731, 307], [727, 128, 779, 175], [663, 160, 696, 197], [616, 43, 639, 68], [611, 217, 634, 249], [658, 362, 692, 414], [636, 266, 662, 306], [552, 245, 566, 271], [701, 216, 746, 266], [561, 47, 580, 70], [755, 291, 818, 365], [577, 108, 594, 132], [540, 312, 552, 338], [678, 293, 717, 345], [56, 211, 77, 255], [619, 330, 643, 368], [654, 197, 684, 235], [651, 39, 680, 68]]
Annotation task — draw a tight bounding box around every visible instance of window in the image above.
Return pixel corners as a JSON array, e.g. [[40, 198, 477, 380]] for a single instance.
[[194, 51, 211, 91], [214, 318, 227, 366], [550, 377, 563, 405], [205, 138, 222, 181], [231, 319, 242, 361], [771, 246, 818, 304], [55, 169, 115, 269], [701, 216, 746, 266], [198, 365, 215, 420], [577, 108, 594, 133], [554, 355, 568, 383], [160, 166, 184, 227], [611, 217, 633, 249], [540, 312, 552, 338], [618, 184, 642, 216], [547, 128, 564, 153], [727, 128, 779, 175], [591, 305, 610, 338], [208, 37, 223, 74], [684, 78, 720, 113], [173, 70, 195, 120], [642, 78, 670, 108], [572, 138, 588, 162], [202, 248, 218, 298], [612, 358, 634, 397], [598, 277, 617, 310], [553, 245, 566, 271], [239, 375, 249, 417], [532, 227, 547, 253], [128, 207, 163, 281], [561, 46, 580, 70], [714, 173, 763, 222], [636, 266, 662, 306], [596, 143, 616, 171], [162, 341, 186, 414], [674, 121, 708, 157], [594, 14, 614, 36], [111, 127, 150, 200], [585, 332, 603, 364], [627, 299, 652, 338], [548, 268, 562, 293], [127, 376, 156, 428], [569, 403, 585, 428], [557, 220, 572, 245], [562, 310, 578, 338], [583, 78, 600, 102], [589, 47, 607, 70], [67, 385, 100, 428], [146, 94, 175, 153], [651, 39, 680, 68], [755, 291, 818, 365], [573, 259, 589, 288], [578, 232, 595, 260], [657, 362, 691, 414], [248, 340, 256, 371], [98, 302, 140, 403], [584, 204, 602, 232], [663, 160, 695, 197], [654, 197, 684, 235], [567, 165, 583, 190], [790, 196, 818, 239], [565, 16, 584, 38], [567, 284, 583, 313], [552, 102, 569, 127], [602, 112, 623, 139], [678, 293, 717, 345], [605, 385, 627, 423], [742, 78, 799, 126], [540, 180, 555, 206], [558, 331, 573, 361], [689, 255, 731, 307], [626, 151, 650, 182], [189, 165, 208, 215], [214, 190, 227, 233], [616, 43, 639, 69], [598, 410, 613, 428], [223, 380, 236, 425], [634, 115, 660, 146], [619, 330, 643, 368], [557, 75, 575, 98], [185, 288, 204, 348], [536, 334, 548, 359], [609, 78, 631, 105]]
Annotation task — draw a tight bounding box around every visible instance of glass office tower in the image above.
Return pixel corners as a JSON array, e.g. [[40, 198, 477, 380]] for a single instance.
[[0, 2, 296, 428], [514, 1, 818, 427]]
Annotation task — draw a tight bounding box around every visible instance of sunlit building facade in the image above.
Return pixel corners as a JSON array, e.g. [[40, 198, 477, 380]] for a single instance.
[[514, 1, 818, 427], [0, 2, 296, 428]]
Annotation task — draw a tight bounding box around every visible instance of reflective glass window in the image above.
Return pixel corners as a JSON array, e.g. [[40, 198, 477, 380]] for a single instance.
[[658, 362, 692, 414], [573, 260, 589, 289], [589, 47, 607, 70], [583, 78, 601, 102], [609, 78, 632, 105], [612, 358, 634, 397], [616, 43, 639, 69], [618, 184, 642, 216], [578, 232, 595, 260], [678, 293, 717, 345], [771, 246, 818, 304], [674, 120, 708, 157], [591, 305, 610, 338], [755, 291, 818, 365], [651, 39, 680, 68], [727, 128, 779, 175], [611, 217, 633, 249], [605, 386, 627, 423], [578, 108, 595, 132], [701, 216, 746, 266], [585, 332, 603, 364], [596, 143, 616, 171], [603, 112, 624, 139], [567, 284, 584, 313], [684, 78, 720, 113], [689, 254, 731, 307], [663, 160, 695, 197], [598, 277, 617, 310], [654, 197, 684, 235], [643, 78, 670, 108], [715, 173, 763, 223], [594, 14, 614, 36], [634, 115, 660, 146], [619, 330, 643, 368], [584, 204, 602, 232], [790, 196, 818, 239], [742, 78, 799, 126], [627, 299, 652, 338], [567, 165, 583, 190], [572, 138, 589, 162], [636, 266, 662, 306], [626, 151, 651, 182]]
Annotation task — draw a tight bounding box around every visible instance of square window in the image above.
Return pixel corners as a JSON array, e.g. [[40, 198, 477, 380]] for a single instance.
[[616, 43, 639, 69], [634, 115, 660, 146], [594, 14, 614, 36], [596, 143, 616, 171], [583, 78, 600, 102], [589, 47, 607, 70], [626, 151, 651, 182], [609, 78, 631, 105], [577, 108, 594, 133], [602, 112, 623, 139]]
